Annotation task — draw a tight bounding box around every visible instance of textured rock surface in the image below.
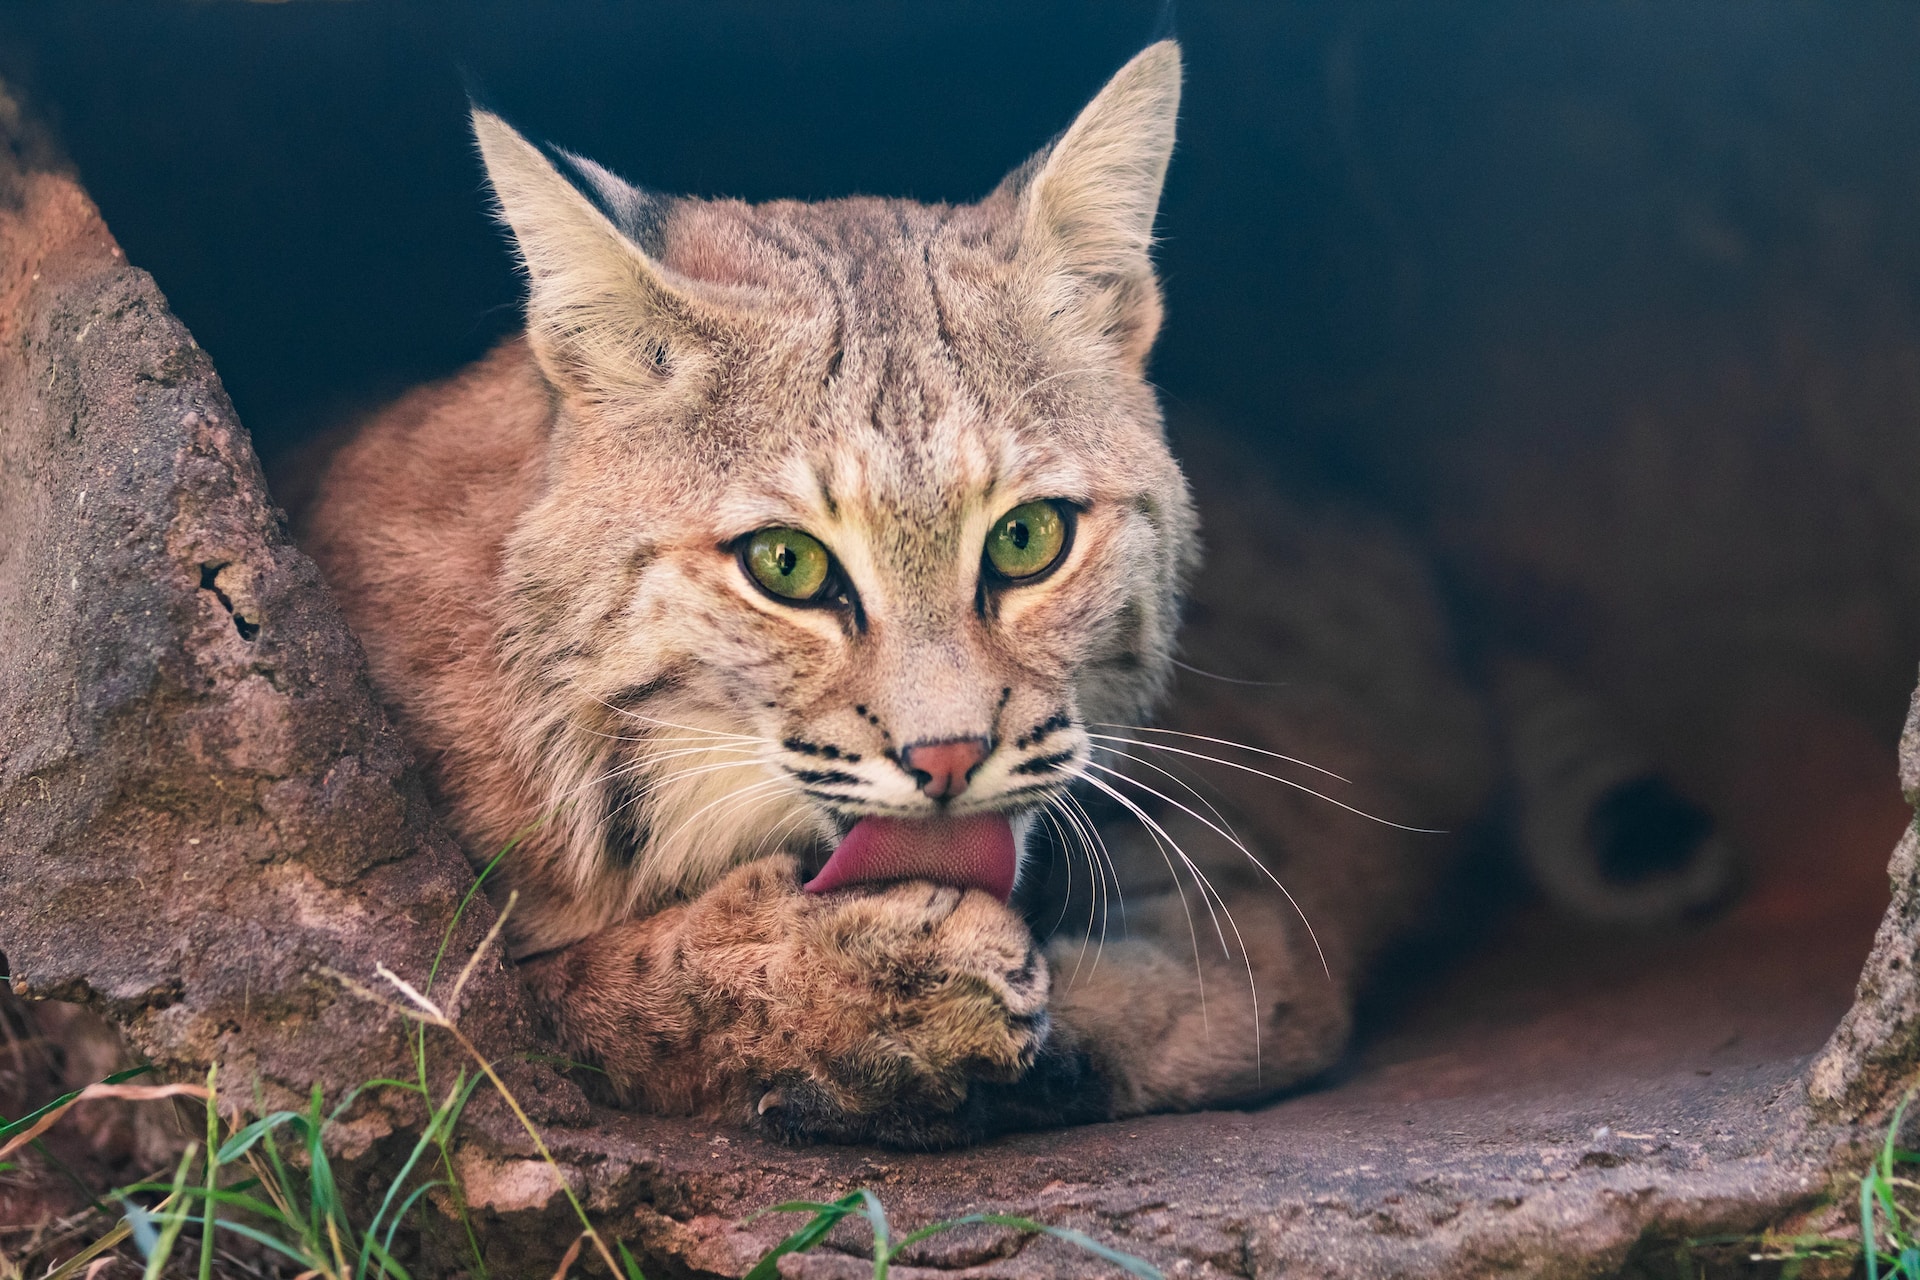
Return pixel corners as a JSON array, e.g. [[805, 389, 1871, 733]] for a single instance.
[[0, 86, 542, 1117], [1808, 674, 1920, 1121], [477, 881, 1864, 1277], [1, 79, 1916, 1280]]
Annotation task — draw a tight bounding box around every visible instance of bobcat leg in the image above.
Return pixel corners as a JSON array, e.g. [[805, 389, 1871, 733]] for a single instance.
[[1042, 879, 1353, 1115], [518, 856, 1053, 1146]]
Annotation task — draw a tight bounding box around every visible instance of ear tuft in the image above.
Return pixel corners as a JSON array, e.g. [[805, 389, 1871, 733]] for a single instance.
[[544, 146, 675, 256], [1012, 41, 1182, 367], [471, 109, 710, 414]]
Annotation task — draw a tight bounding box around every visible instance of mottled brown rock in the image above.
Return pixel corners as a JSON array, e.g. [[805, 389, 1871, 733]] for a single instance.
[[0, 81, 541, 1116], [1808, 672, 1920, 1121]]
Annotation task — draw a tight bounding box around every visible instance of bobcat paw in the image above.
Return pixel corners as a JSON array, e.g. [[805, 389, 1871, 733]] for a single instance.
[[747, 878, 1051, 1147]]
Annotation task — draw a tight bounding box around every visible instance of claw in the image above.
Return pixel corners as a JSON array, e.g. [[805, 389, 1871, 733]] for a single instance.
[[757, 1088, 785, 1116]]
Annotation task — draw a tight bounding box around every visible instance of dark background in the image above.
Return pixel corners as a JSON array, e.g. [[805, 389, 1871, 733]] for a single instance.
[[5, 0, 1920, 905], [2, 2, 1908, 483]]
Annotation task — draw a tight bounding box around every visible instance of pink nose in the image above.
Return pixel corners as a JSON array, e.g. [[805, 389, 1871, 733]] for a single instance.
[[903, 738, 990, 801]]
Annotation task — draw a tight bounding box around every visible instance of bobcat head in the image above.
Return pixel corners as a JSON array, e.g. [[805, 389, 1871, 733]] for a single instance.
[[471, 43, 1197, 938]]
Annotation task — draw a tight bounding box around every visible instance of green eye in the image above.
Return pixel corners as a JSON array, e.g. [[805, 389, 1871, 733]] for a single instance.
[[984, 500, 1071, 581], [742, 528, 834, 602]]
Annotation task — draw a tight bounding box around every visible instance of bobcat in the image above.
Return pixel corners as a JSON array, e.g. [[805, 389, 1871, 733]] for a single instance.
[[300, 41, 1730, 1146]]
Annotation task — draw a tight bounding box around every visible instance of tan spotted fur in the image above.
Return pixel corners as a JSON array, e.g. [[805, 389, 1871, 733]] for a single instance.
[[301, 42, 1497, 1144]]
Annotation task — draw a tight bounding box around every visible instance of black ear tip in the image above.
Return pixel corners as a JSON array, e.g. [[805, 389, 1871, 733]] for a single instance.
[[1149, 0, 1179, 45], [456, 64, 499, 118]]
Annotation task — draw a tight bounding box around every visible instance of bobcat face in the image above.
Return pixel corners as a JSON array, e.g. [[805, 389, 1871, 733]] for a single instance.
[[475, 43, 1195, 914]]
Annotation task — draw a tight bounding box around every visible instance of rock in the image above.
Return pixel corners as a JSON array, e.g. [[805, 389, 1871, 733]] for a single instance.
[[1808, 671, 1920, 1121], [0, 81, 542, 1123]]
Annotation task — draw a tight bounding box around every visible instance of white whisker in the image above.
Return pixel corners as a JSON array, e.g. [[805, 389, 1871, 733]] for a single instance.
[[597, 756, 779, 832], [1039, 807, 1076, 940], [1083, 767, 1239, 965], [541, 744, 736, 815], [1063, 790, 1127, 937], [1086, 739, 1250, 858], [588, 697, 770, 745], [574, 725, 769, 750], [563, 744, 763, 804], [1081, 758, 1329, 984], [1037, 807, 1090, 986], [645, 776, 797, 860], [1073, 768, 1263, 1073], [751, 804, 817, 864], [1089, 733, 1442, 833], [1070, 770, 1218, 1043], [1089, 725, 1352, 784], [1043, 798, 1114, 988], [1168, 658, 1291, 689]]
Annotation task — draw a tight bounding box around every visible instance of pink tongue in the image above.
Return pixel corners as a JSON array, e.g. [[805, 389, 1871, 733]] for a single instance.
[[804, 814, 1018, 903]]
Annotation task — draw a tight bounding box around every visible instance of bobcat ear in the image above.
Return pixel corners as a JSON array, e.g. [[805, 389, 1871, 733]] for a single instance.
[[471, 109, 713, 414], [1009, 40, 1181, 369]]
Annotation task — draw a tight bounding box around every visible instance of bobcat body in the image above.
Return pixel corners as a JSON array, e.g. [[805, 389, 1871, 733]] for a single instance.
[[302, 43, 1707, 1145]]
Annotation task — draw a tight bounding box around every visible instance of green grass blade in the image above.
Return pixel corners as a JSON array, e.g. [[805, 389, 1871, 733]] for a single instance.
[[1866, 1173, 1883, 1280], [2, 1094, 84, 1149], [142, 1143, 200, 1280], [381, 1181, 446, 1275], [742, 1194, 866, 1280], [976, 1215, 1165, 1279], [0, 1064, 154, 1143], [433, 1136, 488, 1280], [214, 1110, 305, 1164], [359, 1069, 476, 1280], [616, 1239, 649, 1280], [199, 1063, 219, 1280], [888, 1214, 989, 1253], [119, 1195, 160, 1259], [327, 1084, 368, 1124], [305, 1083, 348, 1247], [418, 836, 520, 1088], [750, 1198, 864, 1218], [196, 1218, 331, 1271], [256, 1114, 314, 1256], [360, 1232, 416, 1280], [860, 1188, 890, 1268], [519, 1053, 607, 1075], [358, 1078, 432, 1095], [1874, 1169, 1903, 1232], [880, 1211, 1162, 1279], [1886, 1093, 1915, 1184], [117, 1183, 292, 1225], [0, 1063, 156, 1219], [307, 1093, 330, 1240], [427, 840, 517, 995]]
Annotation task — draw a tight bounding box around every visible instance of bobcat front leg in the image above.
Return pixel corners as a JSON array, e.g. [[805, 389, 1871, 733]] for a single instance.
[[518, 856, 1053, 1147], [1041, 887, 1354, 1116], [1029, 804, 1375, 1118]]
